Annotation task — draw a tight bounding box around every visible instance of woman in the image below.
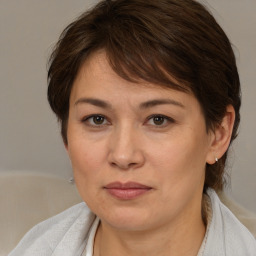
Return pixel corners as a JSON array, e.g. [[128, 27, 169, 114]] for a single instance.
[[10, 0, 256, 255]]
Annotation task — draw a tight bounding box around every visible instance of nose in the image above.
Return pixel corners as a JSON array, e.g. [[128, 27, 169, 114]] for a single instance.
[[108, 125, 145, 170]]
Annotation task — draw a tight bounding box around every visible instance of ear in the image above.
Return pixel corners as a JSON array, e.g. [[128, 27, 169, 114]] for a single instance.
[[206, 105, 235, 164], [64, 141, 70, 157]]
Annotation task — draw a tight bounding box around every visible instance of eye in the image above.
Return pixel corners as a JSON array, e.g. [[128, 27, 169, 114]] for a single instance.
[[146, 115, 174, 127], [82, 115, 109, 126]]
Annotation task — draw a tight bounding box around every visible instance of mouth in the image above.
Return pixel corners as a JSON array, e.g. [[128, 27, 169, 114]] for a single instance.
[[104, 182, 152, 200]]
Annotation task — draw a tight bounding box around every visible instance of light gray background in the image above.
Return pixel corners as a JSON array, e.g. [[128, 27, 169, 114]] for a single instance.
[[1, 0, 255, 213]]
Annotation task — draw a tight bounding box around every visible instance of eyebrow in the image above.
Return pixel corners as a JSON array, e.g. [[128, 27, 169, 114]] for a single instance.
[[139, 99, 185, 109], [74, 98, 112, 109], [74, 97, 184, 109]]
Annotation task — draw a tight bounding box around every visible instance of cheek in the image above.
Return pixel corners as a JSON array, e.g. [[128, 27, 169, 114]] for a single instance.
[[67, 135, 105, 191], [149, 136, 198, 169], [68, 125, 107, 167], [148, 132, 207, 188], [69, 144, 103, 209]]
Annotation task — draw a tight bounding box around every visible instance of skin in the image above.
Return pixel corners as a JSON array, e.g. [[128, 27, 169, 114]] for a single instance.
[[66, 51, 235, 256]]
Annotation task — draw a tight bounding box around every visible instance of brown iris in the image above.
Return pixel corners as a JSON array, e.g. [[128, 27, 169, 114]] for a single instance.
[[153, 116, 165, 125], [93, 115, 105, 125]]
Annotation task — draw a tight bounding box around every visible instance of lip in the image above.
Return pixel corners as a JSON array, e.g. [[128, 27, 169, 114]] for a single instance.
[[104, 182, 152, 200]]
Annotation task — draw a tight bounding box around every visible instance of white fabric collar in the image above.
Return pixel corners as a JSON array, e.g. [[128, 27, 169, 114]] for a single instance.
[[82, 217, 100, 256]]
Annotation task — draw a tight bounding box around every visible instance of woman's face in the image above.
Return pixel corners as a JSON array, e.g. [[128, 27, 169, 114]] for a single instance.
[[66, 51, 215, 231]]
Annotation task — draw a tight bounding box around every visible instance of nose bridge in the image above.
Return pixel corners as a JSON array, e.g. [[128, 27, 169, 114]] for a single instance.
[[108, 122, 144, 169]]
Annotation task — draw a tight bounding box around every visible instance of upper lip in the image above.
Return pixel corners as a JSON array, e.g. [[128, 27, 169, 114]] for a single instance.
[[104, 182, 152, 189]]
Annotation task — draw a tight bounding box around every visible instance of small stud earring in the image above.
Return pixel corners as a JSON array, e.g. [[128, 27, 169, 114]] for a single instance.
[[215, 157, 218, 163]]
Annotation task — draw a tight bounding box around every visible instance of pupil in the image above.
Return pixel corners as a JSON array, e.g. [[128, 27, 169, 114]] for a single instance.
[[154, 116, 164, 125], [93, 116, 104, 124]]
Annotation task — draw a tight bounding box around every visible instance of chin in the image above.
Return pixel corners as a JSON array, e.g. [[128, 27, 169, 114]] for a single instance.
[[98, 207, 156, 232]]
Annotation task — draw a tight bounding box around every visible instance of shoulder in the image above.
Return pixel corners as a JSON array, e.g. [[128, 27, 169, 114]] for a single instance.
[[205, 189, 256, 255], [217, 189, 256, 237], [9, 203, 96, 256]]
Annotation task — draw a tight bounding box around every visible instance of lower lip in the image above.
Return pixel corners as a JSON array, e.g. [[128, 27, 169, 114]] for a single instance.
[[105, 188, 151, 200]]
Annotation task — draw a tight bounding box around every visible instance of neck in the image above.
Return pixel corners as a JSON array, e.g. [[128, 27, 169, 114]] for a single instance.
[[93, 203, 206, 256]]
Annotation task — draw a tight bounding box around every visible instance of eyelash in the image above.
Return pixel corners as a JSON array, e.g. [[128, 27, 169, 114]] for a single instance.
[[81, 114, 175, 128]]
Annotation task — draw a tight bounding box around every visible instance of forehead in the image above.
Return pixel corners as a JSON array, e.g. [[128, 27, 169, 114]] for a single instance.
[[72, 50, 192, 97], [72, 52, 184, 100]]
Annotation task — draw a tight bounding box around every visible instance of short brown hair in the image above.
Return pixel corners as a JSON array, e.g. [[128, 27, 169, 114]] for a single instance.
[[47, 0, 241, 191]]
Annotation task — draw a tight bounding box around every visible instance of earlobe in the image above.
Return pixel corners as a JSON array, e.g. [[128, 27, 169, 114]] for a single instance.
[[64, 142, 70, 157], [206, 105, 235, 164]]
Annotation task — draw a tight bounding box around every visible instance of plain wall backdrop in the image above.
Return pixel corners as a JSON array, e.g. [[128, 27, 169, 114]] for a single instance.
[[1, 0, 255, 213]]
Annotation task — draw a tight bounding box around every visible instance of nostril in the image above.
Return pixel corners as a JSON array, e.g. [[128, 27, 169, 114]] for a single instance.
[[110, 160, 140, 170]]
